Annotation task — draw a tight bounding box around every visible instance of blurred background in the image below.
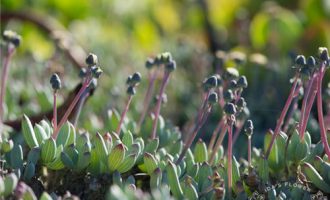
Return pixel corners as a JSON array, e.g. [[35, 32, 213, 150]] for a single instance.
[[1, 0, 330, 155]]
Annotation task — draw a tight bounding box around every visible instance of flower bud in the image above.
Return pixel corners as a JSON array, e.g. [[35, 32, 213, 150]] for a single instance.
[[223, 67, 239, 81], [50, 73, 61, 90], [79, 68, 87, 78], [307, 56, 316, 67], [145, 58, 154, 69], [166, 60, 176, 72], [161, 52, 172, 63], [131, 72, 142, 84], [236, 97, 246, 110], [126, 86, 136, 96], [228, 80, 237, 90], [3, 30, 21, 47], [207, 92, 218, 104], [224, 103, 236, 115], [203, 76, 218, 91], [318, 47, 329, 61], [85, 53, 98, 66], [295, 55, 306, 66], [214, 74, 222, 87], [244, 120, 254, 136], [237, 76, 248, 88], [91, 66, 103, 78], [223, 89, 234, 102], [126, 75, 132, 85], [154, 54, 162, 65]]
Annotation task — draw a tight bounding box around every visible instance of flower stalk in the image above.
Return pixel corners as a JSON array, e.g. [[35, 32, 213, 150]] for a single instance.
[[0, 30, 21, 135], [150, 57, 175, 139], [316, 62, 330, 160], [265, 73, 300, 159]]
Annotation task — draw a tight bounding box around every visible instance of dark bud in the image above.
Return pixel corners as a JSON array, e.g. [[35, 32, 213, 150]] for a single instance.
[[319, 47, 329, 62], [126, 86, 136, 95], [207, 92, 218, 104], [85, 53, 98, 66], [154, 54, 162, 65], [237, 76, 248, 88], [161, 52, 172, 64], [236, 97, 246, 110], [223, 89, 234, 102], [50, 73, 61, 90], [166, 60, 176, 72], [91, 66, 103, 78], [126, 75, 132, 85], [131, 72, 142, 84], [307, 56, 316, 67], [244, 120, 254, 136], [228, 80, 237, 90], [3, 30, 21, 47], [79, 68, 87, 78], [214, 74, 222, 87], [295, 55, 306, 66], [237, 106, 250, 120], [145, 58, 154, 69], [203, 76, 218, 90], [224, 103, 236, 115]]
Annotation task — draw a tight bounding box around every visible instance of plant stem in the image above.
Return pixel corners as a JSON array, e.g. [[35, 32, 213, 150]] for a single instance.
[[52, 76, 92, 139], [0, 46, 15, 134], [176, 104, 212, 164], [232, 119, 245, 145], [298, 74, 316, 140], [72, 90, 90, 127], [137, 69, 157, 129], [227, 122, 233, 199], [53, 91, 58, 131], [283, 96, 298, 133], [209, 123, 228, 165], [208, 116, 225, 153], [248, 136, 251, 166], [150, 71, 170, 139], [300, 75, 318, 140], [185, 90, 209, 143], [265, 74, 299, 159], [116, 95, 133, 135], [316, 65, 330, 160]]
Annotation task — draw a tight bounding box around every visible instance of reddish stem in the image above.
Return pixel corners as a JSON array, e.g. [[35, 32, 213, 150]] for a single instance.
[[300, 76, 318, 139], [248, 136, 251, 166], [185, 91, 209, 143], [150, 71, 170, 139], [227, 123, 233, 199], [265, 74, 299, 159], [316, 65, 330, 161], [232, 120, 245, 145], [52, 76, 91, 139], [176, 105, 212, 164], [299, 74, 316, 140], [209, 122, 228, 164], [0, 46, 15, 133], [137, 69, 157, 129], [116, 95, 133, 135], [208, 116, 225, 153], [53, 91, 57, 131]]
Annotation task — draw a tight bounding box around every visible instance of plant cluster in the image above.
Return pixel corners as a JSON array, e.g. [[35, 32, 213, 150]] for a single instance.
[[1, 31, 330, 200]]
